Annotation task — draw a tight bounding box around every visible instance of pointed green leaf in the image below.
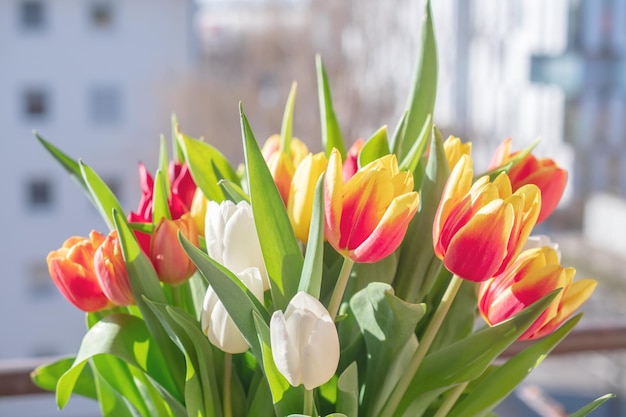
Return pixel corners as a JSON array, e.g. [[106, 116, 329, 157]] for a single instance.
[[80, 160, 126, 230], [171, 114, 185, 163], [395, 0, 438, 161], [569, 394, 615, 417], [93, 371, 140, 417], [219, 179, 250, 204], [280, 82, 298, 154], [159, 135, 171, 196], [240, 104, 303, 310], [298, 174, 325, 299], [390, 111, 408, 155], [358, 126, 390, 167], [448, 315, 583, 417], [152, 170, 172, 224], [398, 114, 432, 174], [316, 55, 345, 158], [31, 356, 97, 400], [177, 131, 239, 202], [336, 362, 359, 417]]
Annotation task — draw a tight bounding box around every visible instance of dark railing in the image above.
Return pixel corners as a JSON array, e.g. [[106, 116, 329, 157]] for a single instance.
[[2, 325, 626, 398]]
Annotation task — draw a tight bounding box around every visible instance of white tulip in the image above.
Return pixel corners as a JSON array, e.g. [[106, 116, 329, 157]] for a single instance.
[[201, 267, 264, 354], [205, 200, 269, 290], [270, 292, 340, 390]]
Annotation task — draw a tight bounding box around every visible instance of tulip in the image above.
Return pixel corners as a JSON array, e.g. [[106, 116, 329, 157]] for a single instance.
[[478, 246, 597, 340], [267, 150, 295, 205], [433, 155, 541, 282], [189, 187, 209, 233], [342, 138, 364, 182], [324, 149, 419, 263], [443, 135, 471, 170], [270, 292, 340, 390], [287, 152, 328, 243], [489, 138, 567, 224], [47, 231, 113, 312], [150, 213, 198, 285], [94, 230, 133, 306], [201, 267, 264, 353], [129, 161, 197, 254], [205, 200, 269, 290], [261, 134, 309, 168]]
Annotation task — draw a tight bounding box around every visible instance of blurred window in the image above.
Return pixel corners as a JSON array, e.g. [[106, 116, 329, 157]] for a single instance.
[[26, 178, 53, 209], [89, 86, 121, 124], [90, 2, 114, 29], [23, 88, 49, 118], [20, 1, 45, 30]]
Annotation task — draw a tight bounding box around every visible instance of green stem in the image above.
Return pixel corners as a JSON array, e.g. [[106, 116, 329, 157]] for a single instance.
[[303, 388, 314, 416], [223, 353, 233, 417], [327, 257, 355, 320], [171, 284, 183, 307], [380, 274, 464, 417], [432, 381, 468, 417]]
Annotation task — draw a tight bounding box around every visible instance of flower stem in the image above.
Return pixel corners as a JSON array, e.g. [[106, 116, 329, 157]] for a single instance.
[[327, 257, 355, 320], [223, 353, 233, 417], [303, 388, 314, 416], [432, 381, 468, 417], [380, 274, 464, 417]]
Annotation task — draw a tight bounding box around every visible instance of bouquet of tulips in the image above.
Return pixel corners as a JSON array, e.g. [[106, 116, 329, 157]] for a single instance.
[[32, 2, 612, 416]]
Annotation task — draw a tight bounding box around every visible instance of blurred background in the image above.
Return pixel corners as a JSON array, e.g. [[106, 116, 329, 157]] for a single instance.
[[0, 0, 625, 415]]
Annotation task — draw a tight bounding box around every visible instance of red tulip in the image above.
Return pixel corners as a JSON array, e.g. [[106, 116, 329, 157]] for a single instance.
[[47, 231, 113, 312], [342, 138, 364, 182], [489, 138, 567, 224], [479, 246, 597, 340], [433, 155, 541, 282]]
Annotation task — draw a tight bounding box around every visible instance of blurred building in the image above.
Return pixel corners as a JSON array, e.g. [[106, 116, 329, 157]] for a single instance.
[[0, 0, 195, 414]]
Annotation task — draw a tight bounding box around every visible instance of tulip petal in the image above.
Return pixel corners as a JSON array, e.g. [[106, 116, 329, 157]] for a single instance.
[[300, 314, 340, 390], [324, 149, 344, 250], [270, 311, 302, 387]]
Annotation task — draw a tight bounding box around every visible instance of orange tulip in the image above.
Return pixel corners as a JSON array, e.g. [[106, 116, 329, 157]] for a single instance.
[[288, 152, 328, 243], [478, 246, 597, 340], [433, 155, 541, 282], [150, 213, 198, 285], [47, 231, 113, 312], [324, 149, 419, 263], [267, 150, 295, 205], [489, 138, 567, 224], [94, 230, 133, 306]]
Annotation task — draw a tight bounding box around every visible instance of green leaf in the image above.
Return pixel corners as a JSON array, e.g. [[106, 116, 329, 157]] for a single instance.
[[80, 160, 126, 230], [112, 210, 185, 398], [316, 55, 346, 158], [398, 114, 432, 174], [245, 377, 276, 417], [93, 371, 140, 417], [159, 135, 171, 196], [448, 315, 583, 417], [349, 283, 426, 417], [178, 131, 239, 202], [35, 133, 94, 206], [336, 362, 359, 417], [152, 170, 172, 224], [240, 104, 304, 310], [219, 179, 251, 204], [395, 0, 438, 161], [280, 82, 298, 154], [180, 233, 270, 360], [390, 111, 408, 156], [31, 356, 97, 400], [56, 314, 181, 409], [395, 291, 560, 415], [298, 175, 325, 299], [171, 114, 185, 163], [568, 394, 616, 417], [358, 126, 390, 167], [394, 127, 448, 303], [252, 311, 305, 417]]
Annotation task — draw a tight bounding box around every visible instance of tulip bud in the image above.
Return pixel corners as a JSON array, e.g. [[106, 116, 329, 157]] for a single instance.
[[342, 138, 364, 182], [443, 135, 471, 170], [205, 200, 269, 290], [47, 231, 113, 312], [267, 151, 295, 205], [189, 187, 209, 233], [201, 267, 264, 353], [150, 213, 198, 285], [94, 230, 133, 306], [261, 134, 309, 168], [270, 292, 340, 390], [287, 152, 328, 243]]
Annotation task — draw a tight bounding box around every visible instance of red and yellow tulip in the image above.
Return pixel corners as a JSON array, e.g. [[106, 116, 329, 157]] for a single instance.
[[478, 246, 597, 340], [489, 138, 567, 224], [324, 149, 419, 263], [433, 155, 541, 282], [287, 152, 328, 243], [47, 231, 113, 312], [150, 213, 199, 286], [94, 230, 133, 306]]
